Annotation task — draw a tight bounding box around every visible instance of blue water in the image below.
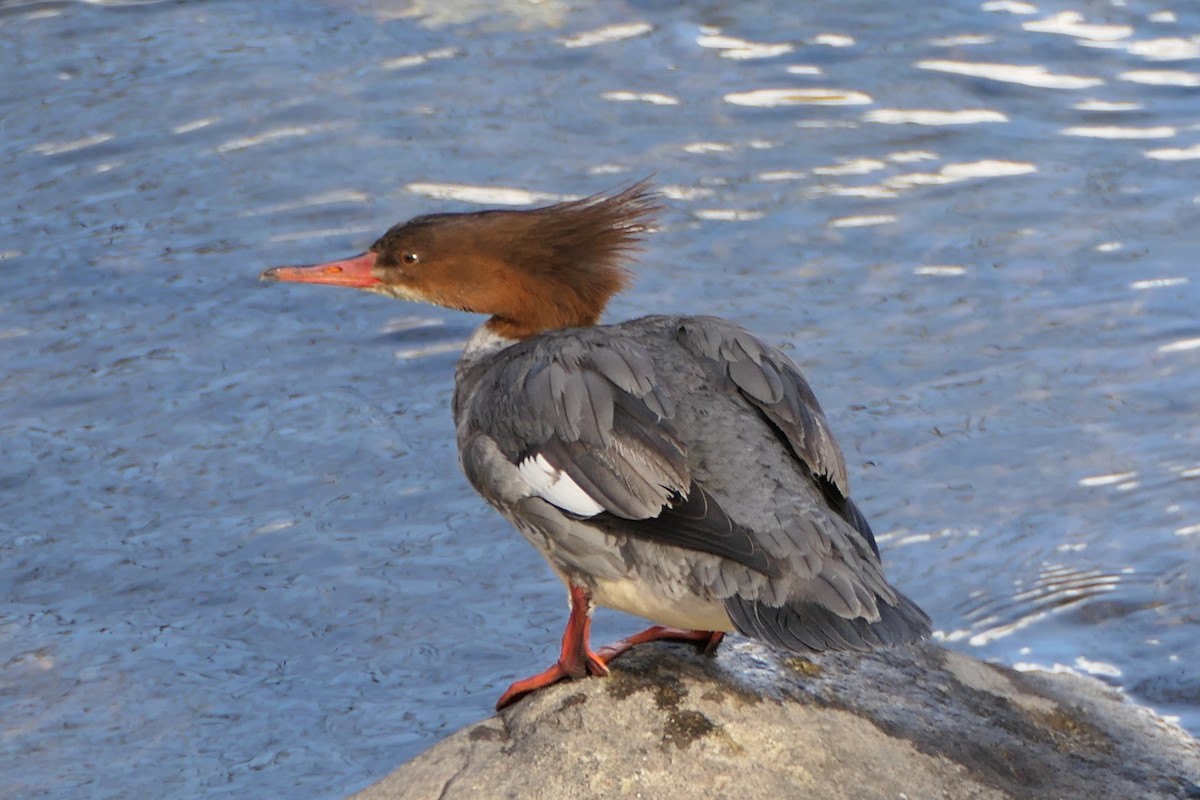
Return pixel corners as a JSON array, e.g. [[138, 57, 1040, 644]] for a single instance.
[[2, 0, 1198, 797]]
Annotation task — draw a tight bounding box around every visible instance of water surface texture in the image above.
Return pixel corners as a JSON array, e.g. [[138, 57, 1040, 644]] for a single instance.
[[2, 0, 1198, 797]]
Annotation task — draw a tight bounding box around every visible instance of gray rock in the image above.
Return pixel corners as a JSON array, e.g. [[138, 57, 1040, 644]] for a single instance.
[[351, 641, 1200, 800]]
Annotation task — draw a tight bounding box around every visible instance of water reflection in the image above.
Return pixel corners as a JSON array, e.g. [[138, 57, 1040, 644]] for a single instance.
[[559, 22, 653, 49], [697, 32, 794, 60], [378, 47, 460, 70], [916, 60, 1104, 88], [404, 183, 568, 205], [724, 88, 873, 106], [601, 90, 681, 106], [1121, 70, 1200, 86], [948, 562, 1126, 647], [864, 109, 1008, 124], [1146, 143, 1200, 160], [1022, 11, 1133, 42]]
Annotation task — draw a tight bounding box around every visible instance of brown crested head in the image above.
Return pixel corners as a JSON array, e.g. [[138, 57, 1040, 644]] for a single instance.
[[370, 179, 660, 338], [261, 179, 661, 340]]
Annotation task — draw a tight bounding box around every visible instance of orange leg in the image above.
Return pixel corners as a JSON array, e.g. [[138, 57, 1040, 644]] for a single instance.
[[495, 584, 725, 710], [596, 627, 724, 662]]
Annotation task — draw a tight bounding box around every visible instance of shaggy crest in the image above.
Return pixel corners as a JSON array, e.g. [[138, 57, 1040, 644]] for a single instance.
[[368, 180, 661, 337]]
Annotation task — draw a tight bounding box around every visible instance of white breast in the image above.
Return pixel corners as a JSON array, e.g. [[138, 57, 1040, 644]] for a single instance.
[[590, 576, 735, 632]]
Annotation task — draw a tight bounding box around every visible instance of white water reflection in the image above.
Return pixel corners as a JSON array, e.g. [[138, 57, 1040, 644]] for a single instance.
[[1022, 11, 1132, 42], [948, 563, 1125, 647], [405, 183, 569, 205], [370, 0, 568, 27], [915, 265, 968, 276], [172, 117, 219, 135], [843, 159, 1038, 196], [1159, 338, 1200, 354], [1072, 100, 1142, 111], [917, 60, 1104, 88], [1079, 471, 1139, 488], [395, 340, 470, 360], [888, 150, 939, 162], [1074, 656, 1124, 678], [379, 47, 460, 70], [982, 0, 1037, 14], [216, 124, 349, 153], [1119, 69, 1200, 86], [697, 31, 793, 60], [813, 158, 887, 176], [930, 34, 996, 47], [865, 109, 1007, 125], [1146, 144, 1200, 160], [682, 141, 734, 154], [1130, 38, 1200, 60], [601, 90, 680, 105], [241, 190, 371, 217], [809, 33, 855, 47], [1061, 125, 1176, 139], [828, 214, 896, 228], [659, 185, 716, 201], [757, 169, 807, 181], [29, 133, 114, 155], [1129, 277, 1190, 290], [896, 159, 1037, 182], [559, 22, 653, 48], [724, 88, 872, 106], [693, 208, 766, 221]]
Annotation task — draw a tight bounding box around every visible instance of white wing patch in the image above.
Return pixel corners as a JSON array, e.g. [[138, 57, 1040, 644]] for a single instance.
[[517, 453, 605, 517]]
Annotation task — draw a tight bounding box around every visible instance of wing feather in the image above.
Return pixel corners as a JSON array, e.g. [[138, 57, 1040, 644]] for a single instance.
[[678, 317, 850, 496]]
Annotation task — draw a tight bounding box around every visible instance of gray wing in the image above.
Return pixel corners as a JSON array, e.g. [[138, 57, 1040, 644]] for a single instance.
[[458, 337, 778, 575], [676, 316, 849, 494], [673, 317, 929, 648], [675, 317, 887, 556]]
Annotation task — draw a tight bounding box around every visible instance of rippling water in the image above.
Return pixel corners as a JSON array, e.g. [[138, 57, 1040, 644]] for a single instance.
[[2, 0, 1198, 797]]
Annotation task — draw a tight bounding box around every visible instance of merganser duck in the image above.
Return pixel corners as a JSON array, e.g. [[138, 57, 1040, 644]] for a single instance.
[[261, 180, 931, 709]]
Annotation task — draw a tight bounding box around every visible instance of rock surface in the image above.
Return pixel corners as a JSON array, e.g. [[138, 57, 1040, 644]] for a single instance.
[[350, 641, 1199, 800]]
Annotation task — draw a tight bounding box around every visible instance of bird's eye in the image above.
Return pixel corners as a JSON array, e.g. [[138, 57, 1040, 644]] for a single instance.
[[402, 252, 419, 265]]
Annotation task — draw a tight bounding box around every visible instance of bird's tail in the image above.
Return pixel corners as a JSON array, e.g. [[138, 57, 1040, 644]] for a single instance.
[[724, 590, 931, 654]]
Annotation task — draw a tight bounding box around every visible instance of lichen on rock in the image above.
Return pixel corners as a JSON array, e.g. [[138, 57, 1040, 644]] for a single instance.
[[351, 641, 1200, 800]]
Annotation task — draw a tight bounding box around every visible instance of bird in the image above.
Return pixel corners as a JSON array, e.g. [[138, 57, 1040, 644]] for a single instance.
[[260, 179, 931, 709]]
